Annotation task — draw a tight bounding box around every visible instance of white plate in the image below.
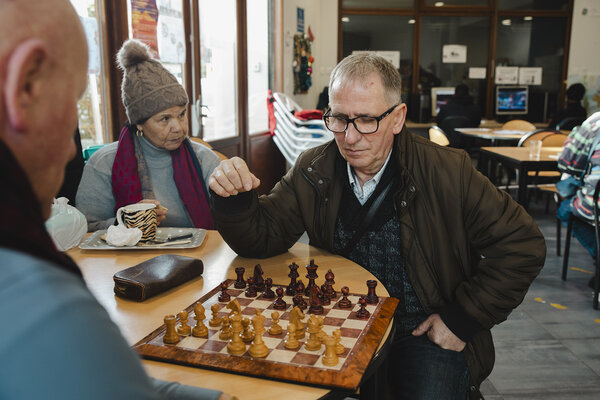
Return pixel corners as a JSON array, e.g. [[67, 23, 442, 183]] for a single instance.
[[79, 227, 206, 250]]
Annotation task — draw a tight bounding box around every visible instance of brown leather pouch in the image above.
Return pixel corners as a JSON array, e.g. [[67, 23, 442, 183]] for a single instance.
[[113, 254, 203, 301]]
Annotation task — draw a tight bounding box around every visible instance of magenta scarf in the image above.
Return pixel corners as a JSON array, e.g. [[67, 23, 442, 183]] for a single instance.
[[111, 125, 214, 229]]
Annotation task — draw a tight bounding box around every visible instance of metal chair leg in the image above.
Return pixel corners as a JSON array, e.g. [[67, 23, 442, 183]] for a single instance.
[[562, 215, 573, 281]]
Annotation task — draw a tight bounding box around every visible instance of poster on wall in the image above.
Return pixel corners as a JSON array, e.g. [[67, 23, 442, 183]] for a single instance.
[[495, 66, 519, 84], [468, 67, 486, 79], [519, 67, 542, 85], [297, 7, 304, 33], [156, 0, 185, 63], [131, 0, 159, 57], [352, 50, 400, 69], [442, 45, 467, 63]]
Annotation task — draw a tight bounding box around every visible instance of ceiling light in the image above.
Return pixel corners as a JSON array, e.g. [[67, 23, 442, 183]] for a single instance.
[[341, 17, 350, 23], [502, 19, 512, 26], [524, 16, 533, 21], [408, 19, 415, 24], [434, 1, 444, 6]]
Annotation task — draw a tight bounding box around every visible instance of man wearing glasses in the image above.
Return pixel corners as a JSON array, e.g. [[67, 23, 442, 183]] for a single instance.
[[209, 53, 545, 399]]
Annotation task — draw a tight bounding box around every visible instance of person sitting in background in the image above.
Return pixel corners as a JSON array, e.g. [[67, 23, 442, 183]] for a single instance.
[[549, 83, 587, 130], [436, 83, 482, 128], [0, 1, 231, 399], [76, 39, 220, 232], [556, 111, 600, 288]]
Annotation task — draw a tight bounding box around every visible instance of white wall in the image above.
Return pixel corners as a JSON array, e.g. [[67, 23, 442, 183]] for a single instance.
[[282, 0, 338, 110], [568, 0, 600, 114]]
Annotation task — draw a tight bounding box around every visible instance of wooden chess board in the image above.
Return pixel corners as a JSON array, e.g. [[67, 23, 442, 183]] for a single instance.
[[134, 279, 398, 390]]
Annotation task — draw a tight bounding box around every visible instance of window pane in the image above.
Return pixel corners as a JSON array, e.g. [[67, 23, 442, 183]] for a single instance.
[[420, 16, 489, 120], [425, 0, 488, 5], [247, 0, 270, 135], [342, 15, 414, 105], [198, 0, 238, 141], [71, 0, 108, 147], [499, 0, 568, 10], [343, 0, 414, 8], [496, 16, 567, 121]]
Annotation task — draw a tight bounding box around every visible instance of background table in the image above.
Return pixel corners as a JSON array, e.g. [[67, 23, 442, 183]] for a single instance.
[[479, 147, 561, 207], [68, 231, 392, 400]]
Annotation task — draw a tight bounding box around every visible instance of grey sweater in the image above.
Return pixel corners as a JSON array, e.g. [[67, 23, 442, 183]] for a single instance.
[[76, 137, 220, 232]]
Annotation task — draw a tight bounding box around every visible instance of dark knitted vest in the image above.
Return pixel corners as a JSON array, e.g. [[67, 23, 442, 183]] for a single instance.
[[333, 153, 427, 337]]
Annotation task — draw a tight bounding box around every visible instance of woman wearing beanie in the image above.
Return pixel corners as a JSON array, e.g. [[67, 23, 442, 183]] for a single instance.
[[76, 39, 220, 232]]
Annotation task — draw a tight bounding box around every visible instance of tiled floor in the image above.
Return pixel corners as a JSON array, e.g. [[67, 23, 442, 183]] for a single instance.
[[481, 197, 600, 399]]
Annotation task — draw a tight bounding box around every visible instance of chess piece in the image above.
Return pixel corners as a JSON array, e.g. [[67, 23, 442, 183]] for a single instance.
[[325, 269, 337, 299], [226, 298, 241, 315], [219, 315, 232, 340], [253, 264, 265, 292], [163, 315, 180, 344], [365, 280, 379, 304], [273, 287, 287, 310], [176, 310, 191, 336], [304, 259, 319, 296], [322, 333, 339, 366], [284, 323, 300, 349], [262, 277, 276, 300], [192, 303, 208, 337], [333, 329, 344, 355], [308, 285, 324, 315], [241, 317, 254, 343], [286, 262, 300, 295], [227, 313, 246, 355], [268, 311, 283, 335], [245, 276, 257, 297], [209, 304, 223, 327], [292, 294, 307, 311], [305, 314, 323, 351], [249, 309, 268, 358], [296, 279, 305, 295], [320, 283, 331, 306], [337, 286, 352, 309], [234, 266, 246, 289], [355, 296, 370, 319], [218, 281, 231, 302], [289, 306, 306, 339]]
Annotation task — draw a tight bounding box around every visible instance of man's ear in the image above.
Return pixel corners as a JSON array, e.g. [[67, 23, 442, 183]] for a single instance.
[[392, 103, 407, 135], [3, 39, 49, 132]]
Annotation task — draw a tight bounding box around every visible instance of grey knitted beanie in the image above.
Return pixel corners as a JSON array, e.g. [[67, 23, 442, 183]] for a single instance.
[[117, 39, 188, 124]]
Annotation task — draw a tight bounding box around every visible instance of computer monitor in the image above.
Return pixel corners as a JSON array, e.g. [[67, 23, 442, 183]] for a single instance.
[[496, 86, 528, 115], [431, 87, 455, 117]]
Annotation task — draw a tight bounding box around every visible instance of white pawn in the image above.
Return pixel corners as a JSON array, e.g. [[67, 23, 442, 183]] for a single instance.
[[268, 311, 283, 335]]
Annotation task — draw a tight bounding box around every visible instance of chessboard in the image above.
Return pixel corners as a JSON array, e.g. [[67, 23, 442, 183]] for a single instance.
[[133, 264, 398, 391]]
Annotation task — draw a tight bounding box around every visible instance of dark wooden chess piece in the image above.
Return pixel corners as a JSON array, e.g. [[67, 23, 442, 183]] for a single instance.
[[273, 287, 287, 310], [325, 269, 337, 299], [245, 276, 257, 297], [308, 285, 324, 315], [292, 294, 307, 310], [286, 262, 299, 295], [304, 259, 319, 296], [320, 283, 331, 306], [234, 266, 246, 289], [253, 264, 265, 292], [296, 279, 305, 295], [337, 286, 352, 309], [218, 281, 231, 302], [262, 277, 276, 299], [365, 280, 379, 304], [355, 296, 370, 319]]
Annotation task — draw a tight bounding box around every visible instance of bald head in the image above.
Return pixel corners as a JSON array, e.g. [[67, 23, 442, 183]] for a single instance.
[[0, 0, 88, 219]]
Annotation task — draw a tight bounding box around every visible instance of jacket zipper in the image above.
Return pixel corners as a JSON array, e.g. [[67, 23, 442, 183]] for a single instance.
[[301, 168, 323, 240]]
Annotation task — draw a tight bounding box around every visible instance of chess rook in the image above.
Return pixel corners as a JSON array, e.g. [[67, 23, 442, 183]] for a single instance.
[[234, 266, 246, 289], [365, 280, 379, 304], [163, 315, 180, 344]]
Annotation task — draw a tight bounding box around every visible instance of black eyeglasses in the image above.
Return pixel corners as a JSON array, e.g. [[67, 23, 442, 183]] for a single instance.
[[323, 104, 399, 134]]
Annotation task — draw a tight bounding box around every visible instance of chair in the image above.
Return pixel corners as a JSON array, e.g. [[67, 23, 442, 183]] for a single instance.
[[561, 179, 600, 309], [189, 136, 228, 161], [502, 119, 536, 131], [555, 116, 585, 131], [438, 115, 471, 148], [270, 92, 333, 166], [428, 126, 450, 146], [537, 183, 563, 255]]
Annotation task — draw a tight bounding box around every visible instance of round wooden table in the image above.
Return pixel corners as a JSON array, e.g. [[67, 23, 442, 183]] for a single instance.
[[68, 230, 393, 400]]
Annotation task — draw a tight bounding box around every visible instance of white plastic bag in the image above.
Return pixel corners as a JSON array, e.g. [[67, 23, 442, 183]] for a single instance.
[[45, 197, 88, 251]]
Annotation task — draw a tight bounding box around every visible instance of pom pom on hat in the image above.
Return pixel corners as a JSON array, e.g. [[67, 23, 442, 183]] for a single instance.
[[117, 39, 152, 70], [117, 39, 188, 124]]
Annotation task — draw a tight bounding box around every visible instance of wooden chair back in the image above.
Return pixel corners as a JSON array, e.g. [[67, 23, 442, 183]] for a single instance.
[[428, 126, 450, 146], [189, 137, 228, 161], [502, 119, 536, 132], [518, 129, 561, 147]]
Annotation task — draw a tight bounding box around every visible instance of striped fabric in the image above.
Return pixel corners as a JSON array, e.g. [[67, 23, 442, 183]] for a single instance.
[[557, 112, 600, 220]]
